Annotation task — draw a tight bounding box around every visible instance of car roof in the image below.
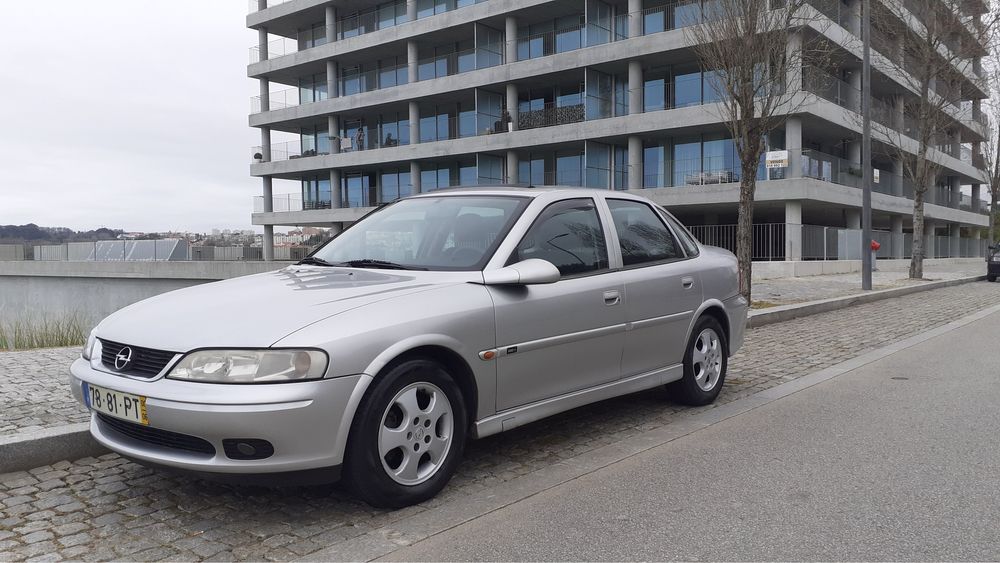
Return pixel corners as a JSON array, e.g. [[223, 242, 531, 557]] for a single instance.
[[407, 185, 650, 201]]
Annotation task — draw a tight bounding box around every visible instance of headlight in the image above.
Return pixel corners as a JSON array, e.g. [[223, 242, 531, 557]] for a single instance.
[[167, 349, 328, 383], [82, 330, 97, 360]]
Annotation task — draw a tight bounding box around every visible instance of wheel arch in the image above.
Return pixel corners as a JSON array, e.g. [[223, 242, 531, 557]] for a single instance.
[[687, 300, 731, 354]]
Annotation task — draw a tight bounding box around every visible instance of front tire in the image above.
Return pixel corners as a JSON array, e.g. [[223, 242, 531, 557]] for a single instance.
[[988, 274, 996, 282], [344, 359, 467, 508], [668, 316, 728, 406]]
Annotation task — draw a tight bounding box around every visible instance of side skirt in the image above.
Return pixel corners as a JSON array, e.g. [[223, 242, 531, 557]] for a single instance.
[[473, 364, 683, 439]]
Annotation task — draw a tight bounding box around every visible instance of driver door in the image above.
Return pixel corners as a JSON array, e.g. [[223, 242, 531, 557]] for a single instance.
[[488, 198, 626, 411]]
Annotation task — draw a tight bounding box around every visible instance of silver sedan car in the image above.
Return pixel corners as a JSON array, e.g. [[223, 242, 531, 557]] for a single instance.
[[69, 187, 747, 507]]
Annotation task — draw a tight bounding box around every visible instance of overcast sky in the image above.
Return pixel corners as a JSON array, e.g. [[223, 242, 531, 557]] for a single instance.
[[0, 1, 277, 233]]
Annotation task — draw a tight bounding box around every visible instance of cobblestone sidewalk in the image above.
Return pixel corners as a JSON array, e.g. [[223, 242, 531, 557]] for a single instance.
[[2, 281, 999, 561]]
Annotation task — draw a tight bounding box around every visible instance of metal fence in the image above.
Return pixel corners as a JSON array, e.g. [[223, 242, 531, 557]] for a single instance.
[[689, 223, 990, 260]]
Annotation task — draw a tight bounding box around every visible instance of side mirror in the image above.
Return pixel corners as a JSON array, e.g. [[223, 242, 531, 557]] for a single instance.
[[480, 259, 561, 285]]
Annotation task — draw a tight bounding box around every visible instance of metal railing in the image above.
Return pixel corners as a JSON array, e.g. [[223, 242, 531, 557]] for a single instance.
[[254, 194, 304, 213], [517, 102, 586, 131], [687, 223, 787, 261], [250, 87, 303, 113]]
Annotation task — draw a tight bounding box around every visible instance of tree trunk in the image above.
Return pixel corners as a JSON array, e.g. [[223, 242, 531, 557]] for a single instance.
[[736, 160, 758, 303], [990, 189, 998, 245], [909, 190, 925, 279]]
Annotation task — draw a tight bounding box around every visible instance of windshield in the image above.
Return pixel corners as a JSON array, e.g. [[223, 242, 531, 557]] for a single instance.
[[309, 195, 530, 271]]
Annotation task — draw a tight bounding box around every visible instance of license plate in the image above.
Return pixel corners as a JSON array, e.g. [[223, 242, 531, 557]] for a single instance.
[[83, 382, 148, 425]]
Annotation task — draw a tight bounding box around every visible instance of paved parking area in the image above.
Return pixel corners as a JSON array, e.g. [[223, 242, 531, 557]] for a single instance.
[[2, 281, 1000, 561]]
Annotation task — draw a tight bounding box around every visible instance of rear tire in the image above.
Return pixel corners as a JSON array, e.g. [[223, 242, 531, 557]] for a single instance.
[[343, 358, 467, 508], [988, 274, 996, 282], [668, 316, 728, 406]]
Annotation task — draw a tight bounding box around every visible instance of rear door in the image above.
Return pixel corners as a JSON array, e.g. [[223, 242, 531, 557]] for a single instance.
[[606, 198, 702, 378]]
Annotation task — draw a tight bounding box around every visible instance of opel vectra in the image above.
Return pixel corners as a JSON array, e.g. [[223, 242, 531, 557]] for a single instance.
[[70, 187, 747, 507]]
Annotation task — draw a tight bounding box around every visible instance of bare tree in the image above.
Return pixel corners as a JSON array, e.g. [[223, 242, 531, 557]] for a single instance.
[[975, 6, 1000, 244], [871, 0, 996, 278], [685, 0, 828, 302]]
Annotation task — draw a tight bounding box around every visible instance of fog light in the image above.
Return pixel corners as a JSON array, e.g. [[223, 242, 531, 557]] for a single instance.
[[222, 439, 274, 460]]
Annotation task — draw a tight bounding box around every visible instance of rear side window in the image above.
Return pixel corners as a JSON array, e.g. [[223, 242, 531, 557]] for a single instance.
[[509, 198, 609, 276], [660, 211, 700, 257], [608, 199, 683, 266]]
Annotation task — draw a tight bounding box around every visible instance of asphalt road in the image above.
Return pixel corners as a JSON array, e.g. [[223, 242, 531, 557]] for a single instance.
[[384, 307, 1000, 561]]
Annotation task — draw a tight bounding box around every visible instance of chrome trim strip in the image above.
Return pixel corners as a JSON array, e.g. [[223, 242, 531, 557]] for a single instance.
[[498, 323, 627, 356], [627, 310, 693, 331]]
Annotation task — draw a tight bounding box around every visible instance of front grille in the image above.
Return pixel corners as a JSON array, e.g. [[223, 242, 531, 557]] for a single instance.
[[100, 339, 177, 378], [97, 413, 216, 456]]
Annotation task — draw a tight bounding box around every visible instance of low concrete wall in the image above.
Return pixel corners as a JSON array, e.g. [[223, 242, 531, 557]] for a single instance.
[[0, 261, 293, 328], [751, 257, 984, 280]]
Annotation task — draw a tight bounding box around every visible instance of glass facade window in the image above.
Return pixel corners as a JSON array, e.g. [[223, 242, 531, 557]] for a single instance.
[[341, 57, 407, 96], [298, 23, 328, 50], [516, 16, 585, 61], [300, 125, 331, 156], [298, 73, 328, 104], [380, 167, 413, 203], [301, 176, 332, 209]]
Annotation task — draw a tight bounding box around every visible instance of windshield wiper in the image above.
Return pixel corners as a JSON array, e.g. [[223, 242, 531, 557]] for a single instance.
[[297, 256, 337, 267], [339, 259, 427, 271]]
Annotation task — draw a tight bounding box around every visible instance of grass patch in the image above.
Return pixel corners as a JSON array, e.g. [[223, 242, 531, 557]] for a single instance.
[[0, 315, 87, 351]]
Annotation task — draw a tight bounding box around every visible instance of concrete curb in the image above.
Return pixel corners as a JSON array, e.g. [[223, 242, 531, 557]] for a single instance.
[[0, 422, 106, 474], [748, 274, 987, 328]]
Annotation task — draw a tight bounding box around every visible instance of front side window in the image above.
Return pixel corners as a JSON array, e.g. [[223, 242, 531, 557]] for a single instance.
[[608, 199, 683, 266], [312, 196, 529, 270], [509, 198, 609, 276]]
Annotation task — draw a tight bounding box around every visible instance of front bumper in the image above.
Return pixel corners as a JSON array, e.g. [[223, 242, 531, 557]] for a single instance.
[[69, 357, 372, 477]]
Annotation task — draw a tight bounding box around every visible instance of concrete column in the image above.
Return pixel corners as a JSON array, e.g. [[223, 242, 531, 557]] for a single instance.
[[329, 116, 344, 153], [846, 208, 861, 230], [505, 16, 518, 63], [925, 174, 937, 205], [847, 70, 861, 112], [258, 78, 270, 113], [505, 83, 518, 131], [892, 94, 905, 132], [326, 60, 339, 98], [785, 201, 803, 261], [786, 117, 802, 178], [891, 159, 904, 197], [847, 140, 861, 166], [785, 31, 803, 94], [262, 177, 273, 212], [407, 0, 417, 21], [506, 151, 519, 184], [972, 184, 981, 212], [411, 161, 422, 193], [949, 223, 961, 258], [627, 0, 642, 37], [263, 225, 274, 262], [260, 127, 271, 161], [325, 6, 337, 43], [950, 176, 961, 209], [409, 101, 420, 145], [972, 229, 982, 257], [628, 60, 643, 115], [257, 0, 267, 11], [924, 220, 936, 259], [628, 135, 643, 189], [891, 215, 904, 259], [330, 169, 342, 209], [407, 40, 419, 83], [846, 0, 861, 35], [258, 28, 269, 61]]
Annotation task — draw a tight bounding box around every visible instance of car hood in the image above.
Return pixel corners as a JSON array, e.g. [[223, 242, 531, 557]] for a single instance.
[[94, 266, 479, 352]]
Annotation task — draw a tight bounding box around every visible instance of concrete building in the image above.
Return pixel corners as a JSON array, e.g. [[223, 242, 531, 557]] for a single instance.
[[246, 0, 992, 261]]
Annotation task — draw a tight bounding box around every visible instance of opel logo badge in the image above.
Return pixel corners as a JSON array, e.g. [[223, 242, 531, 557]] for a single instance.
[[114, 347, 133, 371]]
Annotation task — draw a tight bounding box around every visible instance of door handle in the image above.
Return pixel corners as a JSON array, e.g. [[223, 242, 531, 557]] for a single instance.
[[603, 290, 621, 306], [681, 277, 694, 289]]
